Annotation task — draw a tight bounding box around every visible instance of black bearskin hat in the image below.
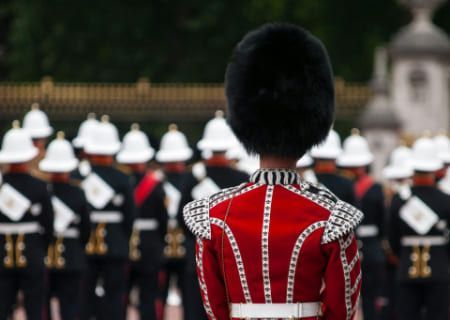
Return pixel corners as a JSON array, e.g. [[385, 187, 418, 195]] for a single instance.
[[225, 23, 335, 158]]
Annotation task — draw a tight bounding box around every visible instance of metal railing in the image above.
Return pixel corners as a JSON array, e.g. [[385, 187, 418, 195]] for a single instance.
[[0, 77, 371, 121]]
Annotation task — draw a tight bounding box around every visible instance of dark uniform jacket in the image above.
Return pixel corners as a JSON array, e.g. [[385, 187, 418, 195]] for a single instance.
[[354, 178, 386, 264], [130, 172, 168, 272], [178, 164, 249, 271], [316, 172, 355, 205], [83, 165, 136, 259], [0, 173, 54, 272], [389, 186, 450, 283], [48, 181, 90, 272]]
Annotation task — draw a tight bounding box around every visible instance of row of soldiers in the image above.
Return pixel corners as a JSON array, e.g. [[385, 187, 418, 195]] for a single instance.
[[296, 129, 450, 320], [1, 103, 449, 320], [0, 105, 250, 320]]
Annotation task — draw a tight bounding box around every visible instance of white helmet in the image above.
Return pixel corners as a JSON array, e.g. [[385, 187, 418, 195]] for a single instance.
[[237, 154, 260, 175], [156, 124, 193, 163], [39, 132, 79, 172], [410, 136, 443, 172], [337, 129, 374, 167], [310, 129, 342, 159], [84, 115, 121, 155], [116, 124, 154, 164], [0, 121, 39, 163], [22, 103, 53, 139], [433, 134, 450, 164], [382, 145, 413, 180], [197, 111, 236, 152], [72, 113, 99, 149], [296, 153, 313, 168], [226, 137, 248, 161]]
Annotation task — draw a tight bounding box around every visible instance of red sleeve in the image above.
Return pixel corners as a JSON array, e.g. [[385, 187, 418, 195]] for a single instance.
[[321, 232, 361, 320], [196, 238, 230, 320]]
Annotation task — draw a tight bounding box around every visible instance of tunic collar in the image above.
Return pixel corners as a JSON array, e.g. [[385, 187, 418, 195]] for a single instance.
[[250, 169, 301, 185]]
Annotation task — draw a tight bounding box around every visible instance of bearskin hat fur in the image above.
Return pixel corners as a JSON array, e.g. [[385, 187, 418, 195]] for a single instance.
[[225, 23, 335, 158]]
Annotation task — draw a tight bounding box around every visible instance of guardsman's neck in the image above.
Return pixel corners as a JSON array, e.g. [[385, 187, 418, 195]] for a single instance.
[[260, 155, 297, 170]]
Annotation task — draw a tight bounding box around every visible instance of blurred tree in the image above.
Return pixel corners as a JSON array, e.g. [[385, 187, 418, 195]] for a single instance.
[[0, 0, 448, 82]]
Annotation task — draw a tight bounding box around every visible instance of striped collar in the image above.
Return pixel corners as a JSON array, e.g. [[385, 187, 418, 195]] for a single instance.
[[250, 169, 301, 185]]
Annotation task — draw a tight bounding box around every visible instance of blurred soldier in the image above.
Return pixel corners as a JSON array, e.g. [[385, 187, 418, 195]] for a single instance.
[[383, 145, 414, 204], [296, 153, 318, 183], [39, 132, 90, 320], [337, 129, 387, 320], [0, 121, 54, 320], [311, 129, 355, 205], [80, 116, 136, 320], [432, 134, 450, 194], [72, 113, 99, 180], [179, 111, 248, 320], [388, 136, 450, 320], [117, 124, 167, 320], [22, 103, 54, 177], [155, 124, 193, 313], [183, 23, 363, 319], [382, 144, 414, 320]]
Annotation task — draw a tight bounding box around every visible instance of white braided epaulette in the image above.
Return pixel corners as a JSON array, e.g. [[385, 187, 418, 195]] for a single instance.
[[321, 198, 364, 244], [183, 185, 243, 240], [301, 181, 364, 244]]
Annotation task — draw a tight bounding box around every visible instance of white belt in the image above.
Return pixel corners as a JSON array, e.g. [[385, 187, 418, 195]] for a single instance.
[[401, 236, 448, 246], [55, 228, 80, 239], [90, 211, 123, 223], [0, 222, 41, 234], [230, 302, 322, 319], [356, 225, 379, 238], [134, 219, 159, 231]]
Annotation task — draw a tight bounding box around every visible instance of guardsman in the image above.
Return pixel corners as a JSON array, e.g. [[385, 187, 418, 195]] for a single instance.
[[72, 113, 99, 180], [337, 129, 387, 320], [22, 103, 54, 176], [179, 111, 249, 320], [117, 124, 167, 320], [311, 129, 355, 205], [0, 121, 54, 320], [39, 132, 90, 320], [183, 23, 363, 319], [155, 124, 193, 312], [80, 115, 136, 320], [388, 136, 450, 320]]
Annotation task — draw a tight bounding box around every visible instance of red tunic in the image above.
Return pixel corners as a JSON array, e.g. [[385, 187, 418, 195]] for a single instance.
[[184, 169, 363, 320]]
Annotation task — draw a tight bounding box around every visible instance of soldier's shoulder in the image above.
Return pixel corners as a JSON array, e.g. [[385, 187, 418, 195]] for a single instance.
[[27, 174, 49, 189], [301, 181, 363, 244], [183, 184, 246, 240]]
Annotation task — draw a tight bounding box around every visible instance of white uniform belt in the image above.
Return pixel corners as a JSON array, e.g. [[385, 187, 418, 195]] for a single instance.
[[90, 211, 123, 223], [134, 219, 159, 231], [356, 225, 379, 238], [230, 302, 322, 318], [55, 228, 79, 239], [0, 222, 40, 234], [401, 236, 448, 246]]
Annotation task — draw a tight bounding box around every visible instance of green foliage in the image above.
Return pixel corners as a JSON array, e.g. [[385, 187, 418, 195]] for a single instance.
[[0, 0, 449, 82]]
